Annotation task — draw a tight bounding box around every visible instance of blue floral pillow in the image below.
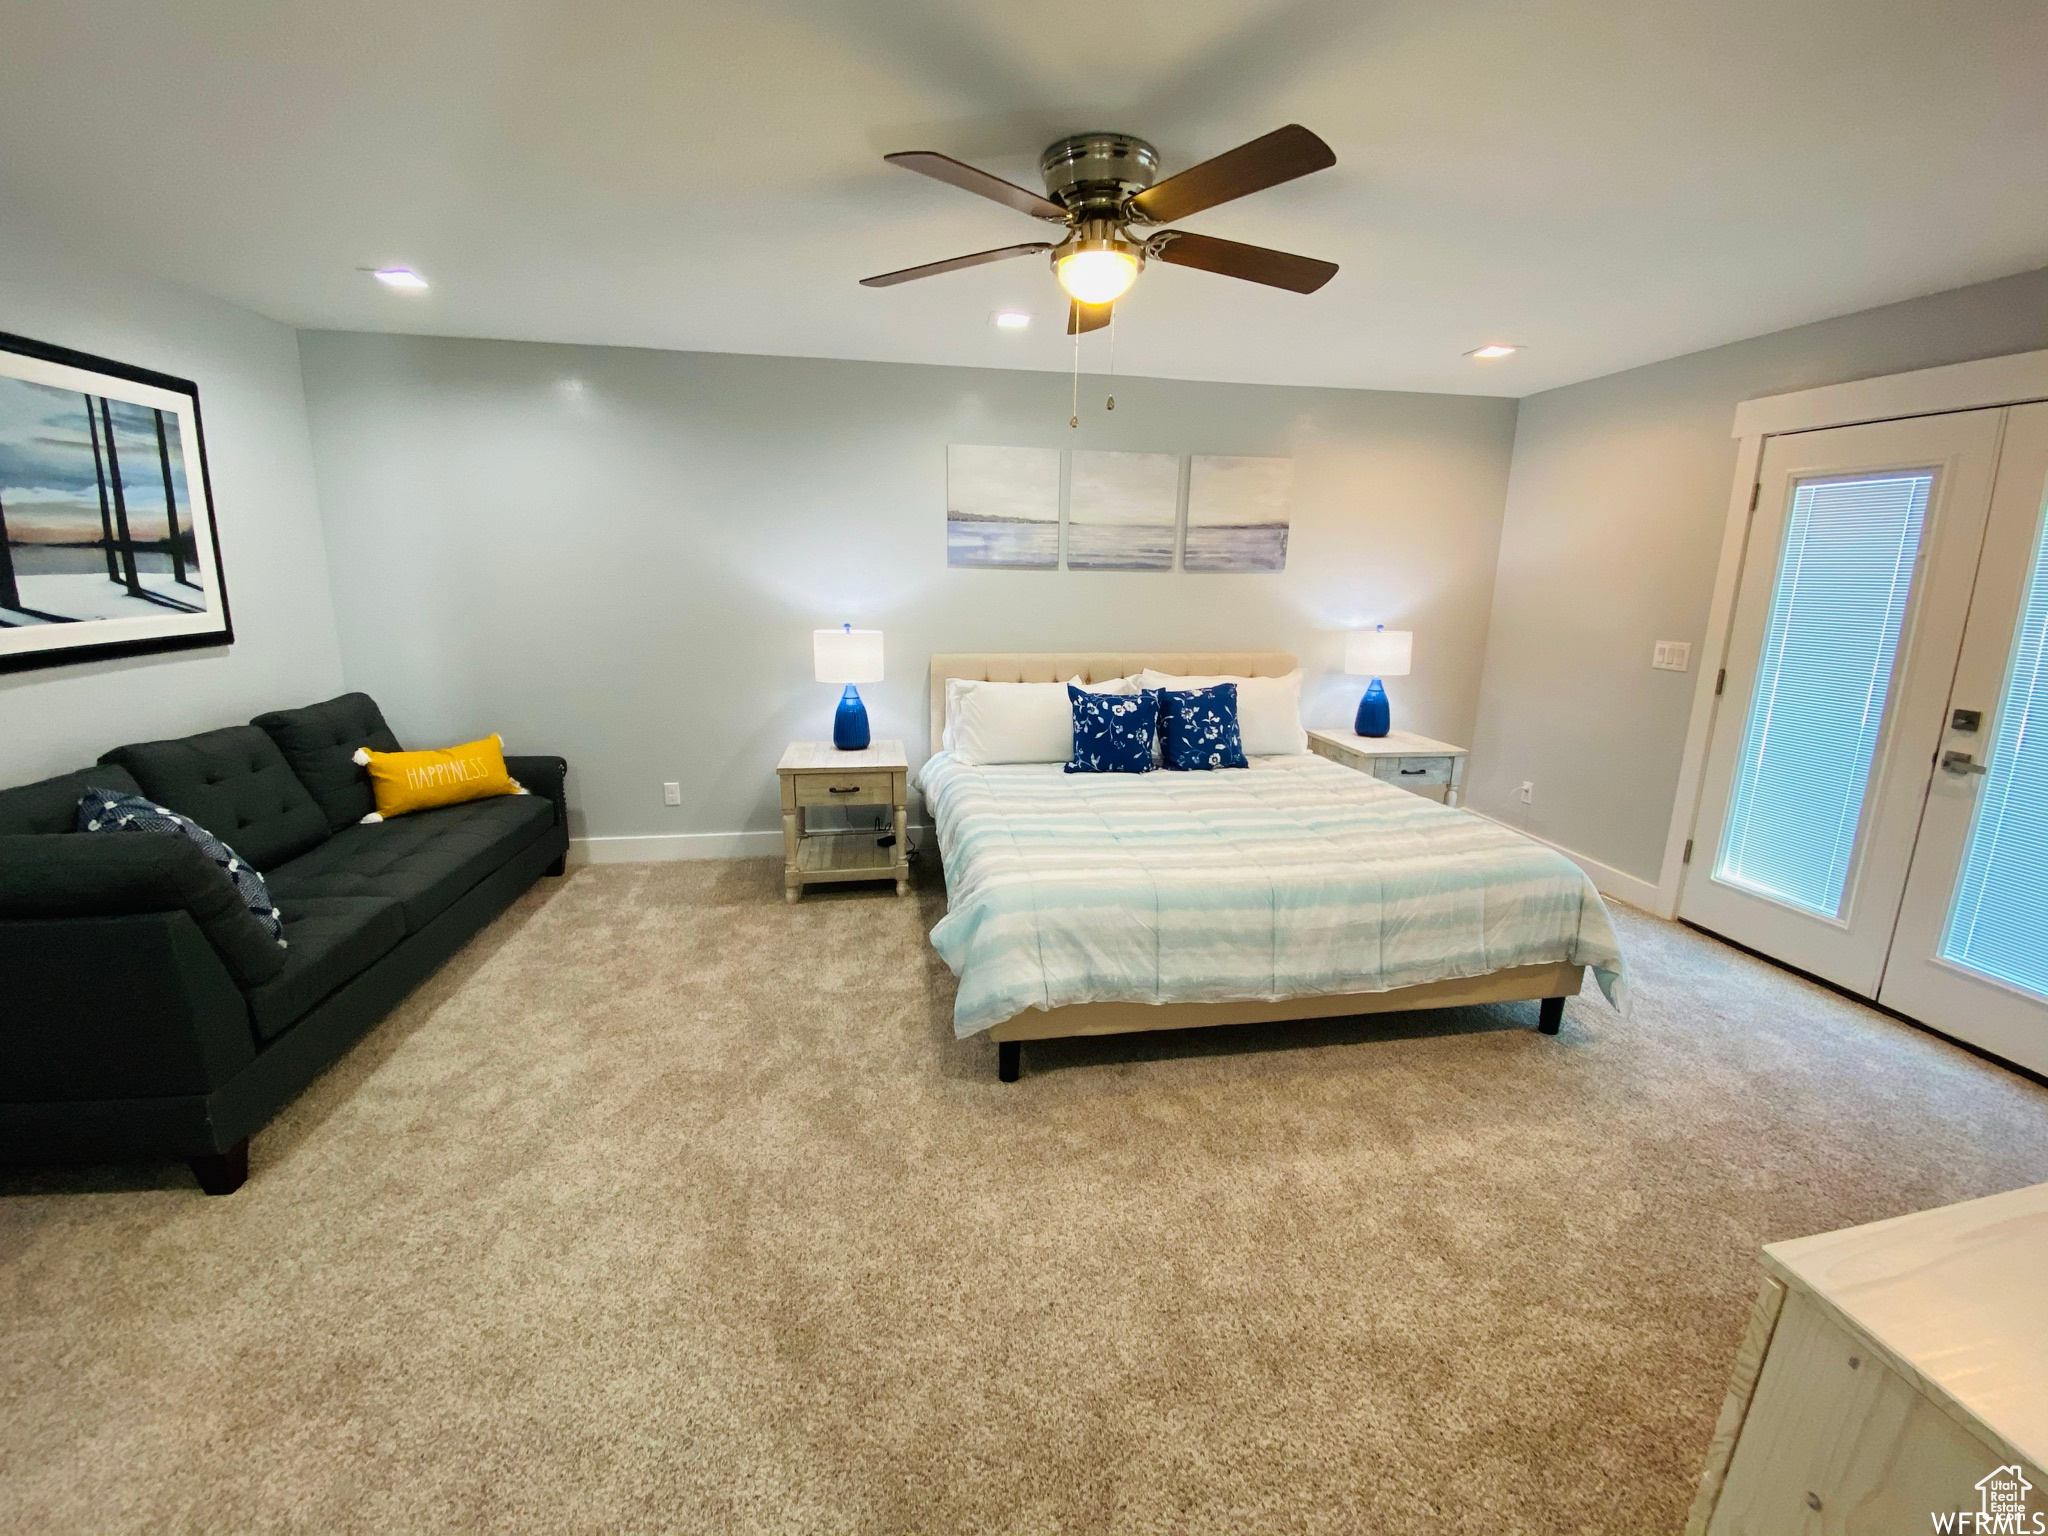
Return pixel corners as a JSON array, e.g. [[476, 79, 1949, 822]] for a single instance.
[[1065, 685, 1159, 774], [1160, 684, 1249, 771], [76, 787, 287, 945]]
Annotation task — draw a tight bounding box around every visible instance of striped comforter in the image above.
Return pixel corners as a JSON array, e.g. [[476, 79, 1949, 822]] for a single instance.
[[918, 751, 1628, 1037]]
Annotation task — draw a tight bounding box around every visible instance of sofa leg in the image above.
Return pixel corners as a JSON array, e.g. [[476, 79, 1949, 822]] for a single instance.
[[189, 1138, 249, 1195], [1537, 996, 1566, 1035], [998, 1040, 1021, 1082], [545, 854, 567, 877]]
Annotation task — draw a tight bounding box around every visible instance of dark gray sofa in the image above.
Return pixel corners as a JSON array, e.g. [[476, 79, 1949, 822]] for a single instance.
[[0, 693, 567, 1193]]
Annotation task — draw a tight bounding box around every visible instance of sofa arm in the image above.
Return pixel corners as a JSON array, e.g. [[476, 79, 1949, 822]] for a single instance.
[[0, 910, 257, 1101], [505, 755, 568, 835], [0, 833, 286, 988]]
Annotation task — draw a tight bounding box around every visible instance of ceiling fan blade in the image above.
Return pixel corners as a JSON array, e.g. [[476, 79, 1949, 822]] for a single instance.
[[860, 242, 1056, 288], [884, 151, 1069, 222], [1067, 300, 1113, 336], [1127, 124, 1335, 225], [1149, 231, 1337, 294]]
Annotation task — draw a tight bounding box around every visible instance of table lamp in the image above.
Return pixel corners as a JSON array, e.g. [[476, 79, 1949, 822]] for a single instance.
[[814, 624, 883, 750], [1345, 626, 1412, 738]]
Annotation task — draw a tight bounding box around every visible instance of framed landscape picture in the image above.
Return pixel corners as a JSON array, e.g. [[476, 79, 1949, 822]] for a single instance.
[[0, 331, 229, 673], [1066, 450, 1179, 570], [946, 444, 1060, 568], [1184, 454, 1292, 572]]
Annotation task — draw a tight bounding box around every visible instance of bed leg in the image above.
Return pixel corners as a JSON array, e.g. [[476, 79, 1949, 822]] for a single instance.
[[998, 1040, 1022, 1082], [1537, 996, 1566, 1035]]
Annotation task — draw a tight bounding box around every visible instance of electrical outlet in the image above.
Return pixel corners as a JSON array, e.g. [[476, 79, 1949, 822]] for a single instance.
[[1519, 781, 1534, 805], [1653, 640, 1692, 672], [662, 782, 681, 807]]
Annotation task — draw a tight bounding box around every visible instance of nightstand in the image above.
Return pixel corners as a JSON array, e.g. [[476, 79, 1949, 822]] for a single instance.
[[1306, 727, 1468, 806], [777, 741, 909, 902]]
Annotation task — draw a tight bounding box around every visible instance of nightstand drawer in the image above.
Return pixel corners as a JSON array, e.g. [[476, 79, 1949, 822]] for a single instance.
[[792, 770, 895, 808], [1372, 756, 1453, 787]]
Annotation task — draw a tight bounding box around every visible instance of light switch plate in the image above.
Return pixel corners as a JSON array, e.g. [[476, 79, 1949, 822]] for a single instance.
[[1653, 640, 1692, 672]]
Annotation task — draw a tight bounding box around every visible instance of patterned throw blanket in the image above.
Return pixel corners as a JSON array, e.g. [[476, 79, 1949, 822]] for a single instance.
[[917, 752, 1629, 1037]]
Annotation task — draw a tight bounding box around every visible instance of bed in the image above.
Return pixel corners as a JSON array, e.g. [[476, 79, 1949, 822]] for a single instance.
[[917, 652, 1628, 1080]]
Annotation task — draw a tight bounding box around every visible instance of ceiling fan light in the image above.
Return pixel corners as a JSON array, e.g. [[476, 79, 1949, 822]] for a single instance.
[[1056, 248, 1140, 306]]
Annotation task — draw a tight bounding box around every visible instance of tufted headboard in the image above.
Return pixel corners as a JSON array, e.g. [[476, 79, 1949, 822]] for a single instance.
[[927, 652, 1298, 755]]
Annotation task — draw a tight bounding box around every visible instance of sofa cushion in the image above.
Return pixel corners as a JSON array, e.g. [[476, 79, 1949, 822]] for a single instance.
[[266, 794, 555, 933], [245, 896, 407, 1040], [253, 693, 403, 832], [0, 831, 288, 987], [102, 726, 330, 872], [0, 765, 143, 836]]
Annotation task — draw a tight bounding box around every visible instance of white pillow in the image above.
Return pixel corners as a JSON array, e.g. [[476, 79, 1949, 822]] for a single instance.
[[1069, 674, 1139, 695], [946, 679, 1075, 765], [1136, 669, 1307, 756]]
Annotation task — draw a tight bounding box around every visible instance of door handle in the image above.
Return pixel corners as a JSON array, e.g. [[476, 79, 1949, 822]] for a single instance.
[[1941, 750, 1989, 777]]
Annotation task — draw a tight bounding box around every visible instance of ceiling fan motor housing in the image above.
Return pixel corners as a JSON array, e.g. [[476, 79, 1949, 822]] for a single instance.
[[1041, 133, 1157, 276], [1039, 133, 1160, 213]]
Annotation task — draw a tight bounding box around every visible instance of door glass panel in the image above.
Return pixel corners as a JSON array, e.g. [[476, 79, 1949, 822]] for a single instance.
[[1941, 497, 2048, 997], [1716, 470, 1934, 917]]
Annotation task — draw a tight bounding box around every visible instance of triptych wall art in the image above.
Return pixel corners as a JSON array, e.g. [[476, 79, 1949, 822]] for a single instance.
[[0, 331, 230, 673], [946, 444, 1291, 573]]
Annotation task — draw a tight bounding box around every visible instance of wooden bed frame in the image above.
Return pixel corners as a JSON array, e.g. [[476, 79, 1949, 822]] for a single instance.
[[928, 652, 1585, 1080]]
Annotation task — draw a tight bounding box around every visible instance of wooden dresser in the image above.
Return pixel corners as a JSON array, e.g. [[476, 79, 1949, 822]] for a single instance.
[[1688, 1182, 2048, 1535]]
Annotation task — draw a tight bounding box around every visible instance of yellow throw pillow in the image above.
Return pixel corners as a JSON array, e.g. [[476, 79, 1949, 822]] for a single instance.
[[351, 735, 528, 822]]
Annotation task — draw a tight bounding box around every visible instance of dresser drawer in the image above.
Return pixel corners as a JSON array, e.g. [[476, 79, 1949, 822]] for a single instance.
[[792, 770, 895, 808], [1372, 756, 1453, 787]]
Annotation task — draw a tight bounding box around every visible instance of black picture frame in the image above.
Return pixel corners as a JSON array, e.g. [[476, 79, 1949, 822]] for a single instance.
[[0, 329, 231, 674]]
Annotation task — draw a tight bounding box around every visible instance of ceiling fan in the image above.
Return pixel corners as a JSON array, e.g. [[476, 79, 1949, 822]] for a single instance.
[[860, 125, 1339, 335]]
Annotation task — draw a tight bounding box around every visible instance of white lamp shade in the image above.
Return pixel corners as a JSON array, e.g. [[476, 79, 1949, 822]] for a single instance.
[[814, 628, 884, 685], [1345, 628, 1413, 677]]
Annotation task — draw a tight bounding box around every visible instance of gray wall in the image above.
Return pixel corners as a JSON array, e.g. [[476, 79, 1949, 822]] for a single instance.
[[297, 332, 1518, 849], [1467, 266, 2048, 886], [0, 219, 342, 785]]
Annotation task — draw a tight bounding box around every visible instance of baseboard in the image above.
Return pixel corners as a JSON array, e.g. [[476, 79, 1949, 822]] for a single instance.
[[1473, 813, 1666, 914], [569, 830, 784, 865]]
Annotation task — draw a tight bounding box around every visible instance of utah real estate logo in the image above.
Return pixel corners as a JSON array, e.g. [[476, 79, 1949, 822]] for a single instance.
[[1933, 1465, 2042, 1534]]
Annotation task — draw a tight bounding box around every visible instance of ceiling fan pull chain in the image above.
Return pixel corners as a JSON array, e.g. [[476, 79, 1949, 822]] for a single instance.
[[1070, 323, 1080, 429], [1107, 308, 1117, 411]]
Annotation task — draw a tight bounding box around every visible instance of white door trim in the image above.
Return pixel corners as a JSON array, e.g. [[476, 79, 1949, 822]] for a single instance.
[[1731, 348, 2048, 440], [1654, 348, 2048, 918]]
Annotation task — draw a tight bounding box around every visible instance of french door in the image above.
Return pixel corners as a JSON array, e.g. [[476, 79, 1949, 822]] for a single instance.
[[1877, 404, 2048, 1068], [1681, 403, 2048, 1075]]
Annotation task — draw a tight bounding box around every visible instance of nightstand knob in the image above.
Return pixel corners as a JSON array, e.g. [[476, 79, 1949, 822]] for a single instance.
[[828, 785, 859, 794]]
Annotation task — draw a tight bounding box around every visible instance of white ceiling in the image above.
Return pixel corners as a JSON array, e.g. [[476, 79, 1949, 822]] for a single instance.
[[2, 0, 2044, 397]]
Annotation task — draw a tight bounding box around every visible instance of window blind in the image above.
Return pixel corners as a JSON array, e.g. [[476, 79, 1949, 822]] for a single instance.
[[1716, 471, 1933, 917], [1942, 500, 2048, 998]]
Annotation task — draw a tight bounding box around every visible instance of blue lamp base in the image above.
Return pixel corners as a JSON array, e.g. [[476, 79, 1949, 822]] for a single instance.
[[833, 685, 871, 750], [1354, 677, 1390, 737]]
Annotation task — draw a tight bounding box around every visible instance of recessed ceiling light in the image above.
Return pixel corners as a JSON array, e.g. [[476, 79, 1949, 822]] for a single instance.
[[368, 267, 429, 292], [992, 311, 1032, 330], [1467, 343, 1519, 360]]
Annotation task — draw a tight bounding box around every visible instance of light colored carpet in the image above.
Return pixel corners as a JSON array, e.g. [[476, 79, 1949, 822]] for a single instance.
[[5, 859, 2048, 1534]]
